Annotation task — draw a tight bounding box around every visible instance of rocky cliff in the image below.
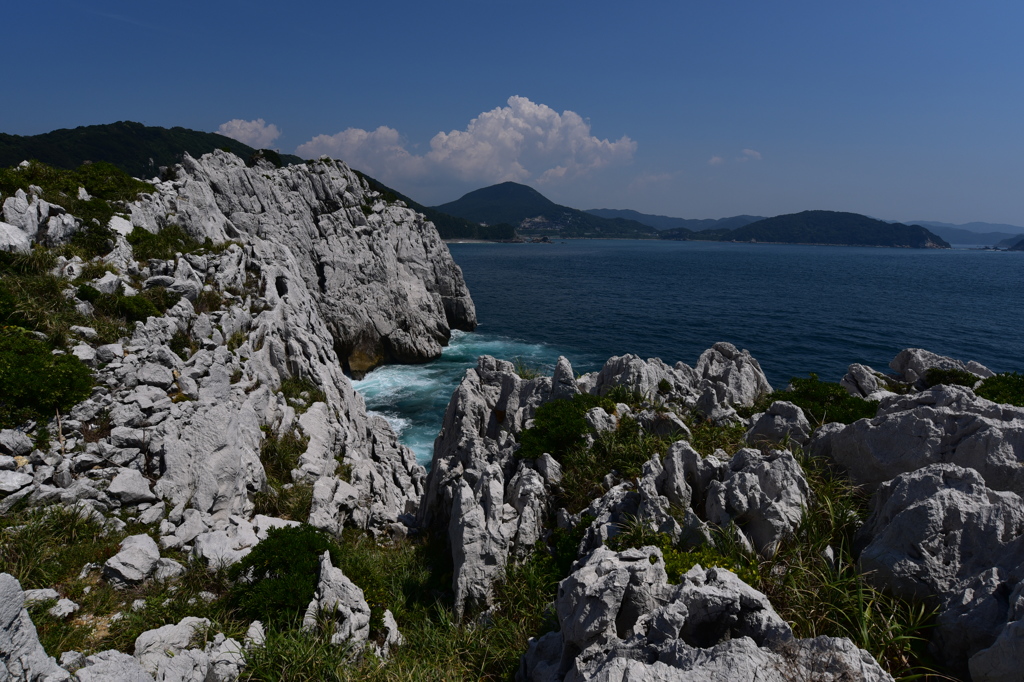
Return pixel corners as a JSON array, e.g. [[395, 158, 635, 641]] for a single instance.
[[1, 150, 475, 541]]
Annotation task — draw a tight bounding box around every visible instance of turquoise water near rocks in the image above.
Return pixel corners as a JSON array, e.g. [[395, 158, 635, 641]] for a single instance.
[[357, 240, 1024, 465]]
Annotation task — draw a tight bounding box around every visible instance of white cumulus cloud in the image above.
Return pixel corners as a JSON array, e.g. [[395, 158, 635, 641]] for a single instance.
[[295, 96, 636, 188], [740, 148, 762, 161], [217, 118, 281, 149], [708, 155, 725, 166]]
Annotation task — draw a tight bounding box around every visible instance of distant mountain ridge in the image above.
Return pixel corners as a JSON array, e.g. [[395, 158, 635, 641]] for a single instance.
[[0, 121, 303, 179], [706, 211, 950, 248], [892, 220, 1024, 246], [0, 121, 503, 241], [586, 208, 764, 232], [434, 182, 658, 238]]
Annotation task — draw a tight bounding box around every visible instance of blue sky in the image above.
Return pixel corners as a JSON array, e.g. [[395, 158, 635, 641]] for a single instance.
[[5, 0, 1023, 225]]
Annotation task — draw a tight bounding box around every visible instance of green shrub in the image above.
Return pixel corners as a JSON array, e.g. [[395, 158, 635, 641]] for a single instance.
[[139, 286, 182, 314], [68, 224, 116, 258], [228, 525, 342, 625], [922, 367, 979, 389], [747, 373, 878, 425], [517, 393, 616, 460], [76, 285, 161, 323], [0, 329, 93, 428], [127, 224, 202, 261], [169, 329, 197, 360], [977, 372, 1024, 407]]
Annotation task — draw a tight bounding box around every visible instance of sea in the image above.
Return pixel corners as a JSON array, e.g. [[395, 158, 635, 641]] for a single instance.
[[355, 240, 1024, 466]]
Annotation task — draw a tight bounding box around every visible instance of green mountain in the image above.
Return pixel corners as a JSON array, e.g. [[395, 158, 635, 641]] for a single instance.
[[353, 172, 515, 241], [0, 121, 508, 241], [1009, 236, 1024, 251], [587, 208, 764, 232], [0, 121, 302, 179], [434, 182, 657, 239], [683, 210, 950, 248]]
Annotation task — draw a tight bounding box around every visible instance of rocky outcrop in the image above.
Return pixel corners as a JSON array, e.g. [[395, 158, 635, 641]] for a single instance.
[[705, 448, 810, 556], [2, 149, 478, 562], [517, 546, 893, 682], [302, 552, 371, 651], [128, 151, 475, 375], [857, 464, 1024, 676], [0, 573, 70, 681], [745, 400, 812, 447], [811, 385, 1024, 495], [890, 348, 993, 387], [420, 347, 775, 618]]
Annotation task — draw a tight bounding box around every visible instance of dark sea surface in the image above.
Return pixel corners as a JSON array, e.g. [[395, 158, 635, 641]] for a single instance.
[[356, 240, 1023, 465]]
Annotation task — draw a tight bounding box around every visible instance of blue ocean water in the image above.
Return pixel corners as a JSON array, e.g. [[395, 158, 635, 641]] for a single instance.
[[358, 240, 1024, 465]]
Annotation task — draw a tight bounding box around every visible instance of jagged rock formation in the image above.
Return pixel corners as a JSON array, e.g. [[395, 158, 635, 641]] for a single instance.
[[517, 546, 894, 682], [1, 151, 477, 561], [302, 552, 371, 650], [811, 385, 1024, 495], [419, 346, 776, 618], [819, 350, 1024, 678], [127, 151, 475, 375], [856, 464, 1024, 679]]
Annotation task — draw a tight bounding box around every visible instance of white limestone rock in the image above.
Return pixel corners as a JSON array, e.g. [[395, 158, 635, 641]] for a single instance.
[[107, 468, 157, 505], [134, 616, 211, 674], [103, 534, 161, 587], [745, 400, 812, 447], [858, 464, 1024, 675], [302, 552, 371, 650], [705, 448, 810, 556], [0, 573, 70, 681], [517, 546, 893, 682], [0, 220, 31, 253], [810, 385, 1024, 495], [73, 650, 152, 682], [890, 347, 993, 386]]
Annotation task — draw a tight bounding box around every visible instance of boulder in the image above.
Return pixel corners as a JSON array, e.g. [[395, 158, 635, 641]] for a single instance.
[[858, 464, 1024, 674], [73, 650, 151, 681], [694, 342, 773, 407], [705, 448, 810, 556], [103, 534, 161, 587], [134, 616, 210, 673], [107, 469, 157, 505], [745, 401, 812, 447], [890, 348, 993, 386], [0, 573, 70, 681]]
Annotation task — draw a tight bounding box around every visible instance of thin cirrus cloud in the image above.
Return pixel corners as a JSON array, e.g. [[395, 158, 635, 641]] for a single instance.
[[295, 96, 637, 187], [217, 118, 282, 149]]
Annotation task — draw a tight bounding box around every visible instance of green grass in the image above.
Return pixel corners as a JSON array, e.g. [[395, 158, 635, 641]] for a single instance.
[[0, 328, 93, 428], [127, 224, 203, 261], [279, 377, 327, 414], [557, 417, 674, 512], [253, 427, 312, 521]]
